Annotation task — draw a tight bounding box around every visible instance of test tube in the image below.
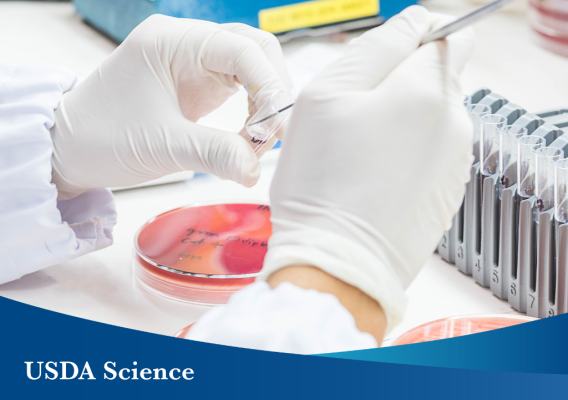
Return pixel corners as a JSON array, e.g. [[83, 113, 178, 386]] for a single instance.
[[499, 125, 527, 197], [243, 90, 294, 154], [555, 158, 568, 224], [468, 104, 491, 163], [480, 114, 506, 176], [535, 147, 563, 222], [517, 136, 546, 197]]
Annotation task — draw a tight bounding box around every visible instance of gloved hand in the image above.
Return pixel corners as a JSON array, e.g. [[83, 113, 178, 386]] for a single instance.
[[51, 16, 291, 200], [258, 6, 475, 332]]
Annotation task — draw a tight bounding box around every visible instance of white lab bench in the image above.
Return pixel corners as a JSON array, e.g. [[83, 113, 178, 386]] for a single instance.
[[1, 1, 568, 345]]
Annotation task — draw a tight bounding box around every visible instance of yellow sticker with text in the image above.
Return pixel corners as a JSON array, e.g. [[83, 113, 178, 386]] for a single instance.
[[259, 0, 379, 34]]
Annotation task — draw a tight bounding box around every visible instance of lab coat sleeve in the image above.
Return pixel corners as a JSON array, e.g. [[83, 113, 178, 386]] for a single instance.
[[184, 281, 378, 354], [0, 59, 117, 284]]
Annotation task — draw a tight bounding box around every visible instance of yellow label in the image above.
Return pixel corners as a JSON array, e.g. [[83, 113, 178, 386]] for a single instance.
[[259, 0, 379, 34]]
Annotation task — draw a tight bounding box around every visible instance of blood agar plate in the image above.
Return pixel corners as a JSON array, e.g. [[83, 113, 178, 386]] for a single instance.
[[134, 202, 271, 305], [529, 0, 568, 57], [174, 324, 194, 338], [393, 314, 536, 345]]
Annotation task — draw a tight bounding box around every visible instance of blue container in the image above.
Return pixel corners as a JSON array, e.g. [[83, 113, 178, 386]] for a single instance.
[[73, 0, 418, 42]]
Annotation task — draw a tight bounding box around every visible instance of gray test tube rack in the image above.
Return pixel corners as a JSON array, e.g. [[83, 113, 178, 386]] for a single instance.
[[437, 88, 568, 318]]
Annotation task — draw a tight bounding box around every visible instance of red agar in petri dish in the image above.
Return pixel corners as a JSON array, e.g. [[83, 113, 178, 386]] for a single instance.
[[393, 314, 536, 345], [529, 0, 568, 57], [134, 202, 271, 305], [174, 324, 194, 339]]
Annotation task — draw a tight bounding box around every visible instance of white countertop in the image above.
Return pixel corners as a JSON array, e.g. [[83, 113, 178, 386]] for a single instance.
[[1, 0, 567, 344]]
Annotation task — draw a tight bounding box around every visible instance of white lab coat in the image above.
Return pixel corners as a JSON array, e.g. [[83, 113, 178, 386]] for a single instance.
[[0, 60, 377, 354], [0, 59, 116, 283]]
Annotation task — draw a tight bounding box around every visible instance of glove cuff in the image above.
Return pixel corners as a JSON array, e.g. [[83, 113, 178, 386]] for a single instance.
[[258, 223, 407, 334]]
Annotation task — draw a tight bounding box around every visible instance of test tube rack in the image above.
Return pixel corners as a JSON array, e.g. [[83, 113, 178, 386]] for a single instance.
[[437, 88, 568, 318]]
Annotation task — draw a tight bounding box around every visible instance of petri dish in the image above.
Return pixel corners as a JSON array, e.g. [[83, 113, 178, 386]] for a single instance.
[[175, 324, 194, 339], [134, 201, 271, 305], [393, 314, 536, 345], [529, 0, 568, 57]]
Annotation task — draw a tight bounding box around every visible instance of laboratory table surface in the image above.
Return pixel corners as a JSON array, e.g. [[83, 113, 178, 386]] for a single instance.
[[1, 0, 568, 345]]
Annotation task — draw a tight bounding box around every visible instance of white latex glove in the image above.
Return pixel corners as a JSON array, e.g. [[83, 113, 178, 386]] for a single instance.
[[185, 282, 377, 353], [258, 6, 475, 333], [51, 16, 292, 200]]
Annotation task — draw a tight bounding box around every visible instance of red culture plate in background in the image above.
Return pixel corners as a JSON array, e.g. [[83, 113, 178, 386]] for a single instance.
[[134, 202, 271, 305], [529, 0, 568, 57], [393, 314, 536, 346], [174, 324, 194, 339]]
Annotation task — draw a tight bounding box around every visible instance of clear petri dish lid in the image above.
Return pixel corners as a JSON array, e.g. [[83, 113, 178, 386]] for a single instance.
[[393, 314, 536, 346], [134, 201, 271, 305]]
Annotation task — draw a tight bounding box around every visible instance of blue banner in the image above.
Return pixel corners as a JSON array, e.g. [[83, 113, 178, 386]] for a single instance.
[[1, 295, 567, 398]]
